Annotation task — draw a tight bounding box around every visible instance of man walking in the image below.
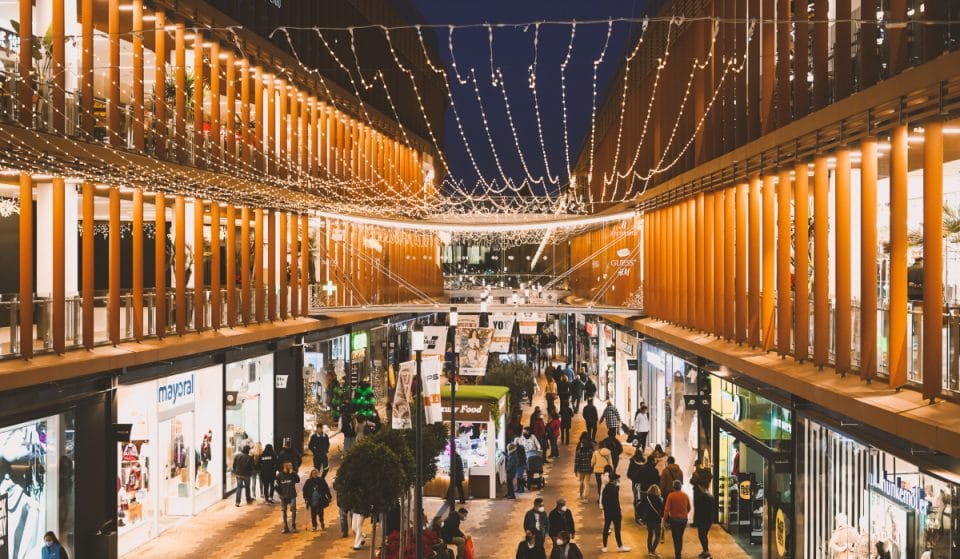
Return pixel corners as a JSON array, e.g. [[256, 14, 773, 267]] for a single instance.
[[548, 498, 576, 547], [601, 400, 622, 436], [524, 497, 550, 547], [277, 461, 301, 533], [582, 399, 599, 441], [308, 425, 331, 478], [600, 473, 631, 553], [232, 445, 255, 506], [664, 480, 691, 559]]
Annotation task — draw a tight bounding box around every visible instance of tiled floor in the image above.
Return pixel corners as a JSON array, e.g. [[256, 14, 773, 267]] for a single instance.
[[127, 373, 753, 558]]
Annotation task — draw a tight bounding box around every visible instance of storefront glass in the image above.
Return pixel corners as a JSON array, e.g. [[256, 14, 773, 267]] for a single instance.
[[640, 342, 702, 469], [304, 335, 349, 432], [711, 375, 792, 451], [0, 412, 75, 559], [117, 365, 222, 556], [225, 354, 274, 493]]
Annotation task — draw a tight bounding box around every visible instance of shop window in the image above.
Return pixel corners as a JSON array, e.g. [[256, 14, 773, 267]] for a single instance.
[[711, 375, 791, 450], [225, 354, 274, 493]]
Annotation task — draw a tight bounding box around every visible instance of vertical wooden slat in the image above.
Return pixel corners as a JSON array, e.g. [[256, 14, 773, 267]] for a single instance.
[[859, 0, 879, 88], [193, 200, 205, 331], [695, 193, 705, 329], [760, 0, 776, 134], [226, 205, 237, 328], [52, 0, 65, 133], [776, 0, 792, 127], [762, 174, 776, 351], [794, 162, 810, 362], [154, 192, 166, 337], [109, 186, 121, 344], [254, 208, 264, 323], [52, 179, 65, 353], [131, 0, 144, 150], [301, 214, 310, 314], [225, 52, 236, 165], [288, 86, 297, 175], [132, 189, 143, 341], [19, 173, 32, 358], [210, 202, 221, 329], [82, 183, 95, 347], [679, 201, 688, 325], [193, 35, 204, 167], [174, 196, 186, 334], [687, 199, 696, 326], [260, 71, 270, 173], [268, 210, 276, 321], [280, 212, 288, 319], [813, 0, 829, 109], [17, 0, 32, 127], [835, 149, 852, 373], [735, 182, 748, 343], [889, 125, 908, 387], [175, 24, 187, 163], [748, 175, 762, 346], [748, 0, 761, 140], [108, 0, 121, 146], [240, 206, 251, 324], [290, 214, 300, 316], [923, 122, 944, 400], [860, 139, 878, 380], [777, 169, 793, 356], [153, 12, 166, 159], [243, 63, 253, 166], [300, 92, 309, 173], [813, 156, 830, 367], [275, 79, 284, 176], [725, 185, 737, 340], [81, 0, 94, 135], [311, 98, 320, 177], [714, 190, 725, 335], [834, 0, 852, 100], [704, 192, 715, 333], [209, 42, 220, 163]]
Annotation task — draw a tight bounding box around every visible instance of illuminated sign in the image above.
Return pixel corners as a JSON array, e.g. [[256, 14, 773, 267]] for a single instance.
[[870, 473, 931, 515], [351, 331, 368, 351]]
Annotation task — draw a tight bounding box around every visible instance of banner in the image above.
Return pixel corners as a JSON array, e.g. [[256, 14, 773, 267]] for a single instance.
[[456, 327, 495, 376], [489, 314, 516, 353], [516, 312, 547, 323], [518, 321, 538, 335], [421, 326, 448, 358], [421, 356, 443, 423], [457, 314, 480, 329], [391, 360, 416, 429]]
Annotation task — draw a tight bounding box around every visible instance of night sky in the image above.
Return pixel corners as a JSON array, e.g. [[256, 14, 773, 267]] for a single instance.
[[407, 0, 652, 199]]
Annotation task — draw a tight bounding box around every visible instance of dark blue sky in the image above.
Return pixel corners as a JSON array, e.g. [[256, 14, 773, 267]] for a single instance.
[[407, 0, 651, 198]]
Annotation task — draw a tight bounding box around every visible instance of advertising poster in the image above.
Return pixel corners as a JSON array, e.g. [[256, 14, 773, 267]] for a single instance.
[[489, 314, 516, 353], [456, 327, 495, 376], [391, 360, 416, 429], [421, 356, 443, 423], [421, 326, 448, 359], [517, 312, 546, 335], [457, 315, 480, 329]]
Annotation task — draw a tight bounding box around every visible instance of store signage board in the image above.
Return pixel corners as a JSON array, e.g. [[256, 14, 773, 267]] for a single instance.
[[275, 375, 288, 389], [0, 494, 7, 559], [351, 331, 368, 351], [683, 394, 710, 410], [489, 314, 515, 353], [516, 312, 547, 323], [421, 356, 443, 423], [392, 360, 415, 429], [457, 315, 480, 329], [870, 472, 931, 515], [627, 359, 638, 371], [441, 400, 490, 422], [157, 372, 195, 412], [422, 326, 448, 358], [456, 327, 494, 376]]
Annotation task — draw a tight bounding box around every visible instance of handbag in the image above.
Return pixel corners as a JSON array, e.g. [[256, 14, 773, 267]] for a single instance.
[[464, 535, 475, 559]]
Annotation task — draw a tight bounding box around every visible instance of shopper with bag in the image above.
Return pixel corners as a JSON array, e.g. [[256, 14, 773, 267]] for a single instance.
[[276, 461, 301, 533], [641, 484, 665, 557], [302, 469, 332, 531], [442, 507, 470, 559]]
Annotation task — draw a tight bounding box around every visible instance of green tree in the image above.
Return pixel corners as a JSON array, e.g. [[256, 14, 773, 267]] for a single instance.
[[482, 359, 532, 410]]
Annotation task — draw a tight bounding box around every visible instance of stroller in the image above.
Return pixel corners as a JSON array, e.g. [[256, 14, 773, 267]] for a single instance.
[[526, 450, 546, 489]]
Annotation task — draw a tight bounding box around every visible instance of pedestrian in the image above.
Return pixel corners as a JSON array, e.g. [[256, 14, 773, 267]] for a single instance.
[[249, 442, 262, 499], [553, 364, 564, 384], [509, 440, 529, 493], [546, 411, 561, 458], [258, 443, 277, 502], [549, 530, 583, 559], [548, 498, 576, 547], [583, 374, 597, 401], [558, 375, 571, 409], [308, 425, 331, 478], [633, 404, 650, 450], [42, 531, 69, 559], [352, 508, 368, 550], [664, 480, 691, 559], [442, 507, 469, 559], [337, 490, 350, 538], [640, 484, 665, 557], [449, 450, 467, 504], [516, 529, 547, 559], [627, 451, 646, 507], [559, 402, 573, 445], [600, 431, 624, 472], [591, 445, 613, 503], [277, 461, 301, 533], [694, 482, 716, 558], [517, 427, 542, 454], [601, 400, 622, 435], [574, 433, 594, 501], [659, 456, 684, 497], [690, 458, 712, 490], [232, 445, 255, 506], [582, 399, 599, 441], [505, 442, 522, 498], [524, 497, 550, 546], [530, 409, 548, 460], [277, 437, 302, 472], [570, 374, 583, 413], [600, 473, 631, 553], [639, 454, 662, 503], [545, 378, 558, 414], [302, 468, 332, 531], [340, 406, 357, 452]]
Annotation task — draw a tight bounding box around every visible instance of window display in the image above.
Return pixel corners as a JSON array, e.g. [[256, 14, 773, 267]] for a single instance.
[[438, 423, 490, 471], [225, 354, 274, 493], [0, 412, 75, 559]]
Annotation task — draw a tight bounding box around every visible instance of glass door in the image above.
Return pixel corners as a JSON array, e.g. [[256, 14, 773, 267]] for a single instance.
[[159, 412, 193, 530], [717, 427, 765, 559]]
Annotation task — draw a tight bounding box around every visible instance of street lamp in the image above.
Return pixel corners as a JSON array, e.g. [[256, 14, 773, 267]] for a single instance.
[[447, 307, 458, 512], [411, 322, 425, 559]]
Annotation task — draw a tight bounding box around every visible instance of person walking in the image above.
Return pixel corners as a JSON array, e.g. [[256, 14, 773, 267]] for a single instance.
[[449, 450, 467, 504], [601, 400, 622, 435], [351, 508, 368, 550], [600, 473, 631, 553], [639, 454, 662, 504], [600, 431, 624, 472], [249, 442, 263, 499], [663, 480, 691, 559], [558, 375, 571, 409], [545, 378, 559, 413], [627, 451, 646, 508], [340, 406, 357, 453], [583, 374, 597, 401], [633, 404, 650, 450], [548, 498, 576, 547], [574, 434, 594, 501], [232, 445, 255, 506], [337, 490, 350, 538], [517, 427, 542, 455], [258, 443, 277, 502], [516, 529, 548, 559], [442, 507, 469, 559], [510, 440, 528, 494], [549, 531, 584, 559], [570, 374, 584, 413], [308, 425, 331, 478], [42, 531, 69, 559], [659, 456, 684, 497], [694, 482, 716, 558], [277, 437, 302, 472], [506, 442, 522, 499], [582, 399, 599, 441], [690, 458, 712, 490], [560, 402, 574, 445], [277, 461, 301, 533], [524, 497, 550, 547], [302, 469, 332, 531], [546, 411, 561, 459], [641, 484, 665, 557], [591, 445, 614, 503], [530, 409, 548, 460]]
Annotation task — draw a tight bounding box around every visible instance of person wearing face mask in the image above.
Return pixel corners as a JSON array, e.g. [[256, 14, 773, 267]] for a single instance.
[[41, 532, 69, 559], [548, 498, 576, 547], [600, 473, 632, 553], [524, 497, 550, 547], [549, 531, 584, 559], [516, 529, 547, 559], [517, 427, 542, 454]]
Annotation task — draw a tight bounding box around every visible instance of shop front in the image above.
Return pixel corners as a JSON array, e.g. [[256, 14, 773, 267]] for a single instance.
[[427, 385, 508, 499], [303, 332, 350, 431], [711, 374, 794, 559], [224, 353, 274, 494], [798, 415, 960, 559], [614, 329, 639, 421], [117, 365, 224, 556], [639, 341, 705, 468]]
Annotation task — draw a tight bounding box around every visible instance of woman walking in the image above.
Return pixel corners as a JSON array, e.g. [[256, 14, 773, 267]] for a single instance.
[[600, 473, 631, 553], [641, 485, 665, 558], [302, 469, 332, 531], [694, 481, 716, 558], [591, 445, 613, 503], [663, 480, 691, 559], [258, 443, 278, 502], [574, 434, 594, 501]]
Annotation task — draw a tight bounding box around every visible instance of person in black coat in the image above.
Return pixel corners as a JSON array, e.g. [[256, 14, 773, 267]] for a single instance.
[[516, 529, 547, 559], [559, 402, 574, 445], [626, 452, 647, 510], [442, 507, 469, 559], [640, 484, 665, 555], [523, 497, 550, 546], [307, 426, 330, 478], [258, 444, 278, 502], [277, 437, 302, 472], [548, 531, 584, 559], [448, 451, 467, 504], [582, 399, 599, 441], [302, 469, 332, 531], [547, 498, 575, 546], [600, 431, 624, 472], [694, 483, 717, 558], [600, 474, 631, 552]]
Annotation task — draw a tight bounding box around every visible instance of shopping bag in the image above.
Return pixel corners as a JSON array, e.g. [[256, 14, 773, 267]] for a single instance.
[[464, 535, 475, 559]]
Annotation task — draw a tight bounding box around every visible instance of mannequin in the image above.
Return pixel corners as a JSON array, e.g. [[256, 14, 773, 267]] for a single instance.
[[829, 513, 857, 559]]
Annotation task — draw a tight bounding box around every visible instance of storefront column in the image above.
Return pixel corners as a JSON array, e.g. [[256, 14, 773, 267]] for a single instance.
[[714, 190, 725, 336], [835, 148, 852, 374], [18, 173, 32, 358], [155, 192, 166, 337], [860, 139, 879, 380], [922, 121, 943, 401], [813, 155, 830, 367], [210, 202, 221, 329], [109, 186, 121, 344], [735, 182, 747, 344], [725, 185, 736, 340], [175, 196, 186, 334], [762, 174, 776, 351], [889, 125, 908, 387], [794, 163, 810, 362], [193, 199, 206, 331], [776, 169, 793, 357], [280, 212, 288, 319], [704, 192, 715, 334], [748, 174, 761, 347]]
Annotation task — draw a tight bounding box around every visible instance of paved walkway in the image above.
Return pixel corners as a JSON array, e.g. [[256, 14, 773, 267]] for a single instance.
[[127, 372, 752, 558]]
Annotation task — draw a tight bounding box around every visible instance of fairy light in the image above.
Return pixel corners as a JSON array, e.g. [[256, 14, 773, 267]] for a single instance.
[[528, 23, 560, 187], [584, 19, 615, 207]]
